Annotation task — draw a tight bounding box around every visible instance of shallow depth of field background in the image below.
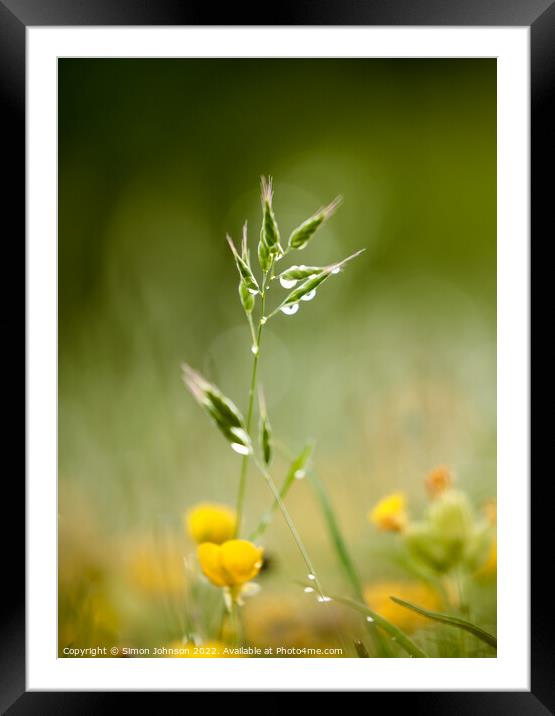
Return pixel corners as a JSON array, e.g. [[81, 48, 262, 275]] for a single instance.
[[59, 59, 496, 655]]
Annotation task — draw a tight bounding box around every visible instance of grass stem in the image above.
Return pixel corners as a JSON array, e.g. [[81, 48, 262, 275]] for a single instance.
[[235, 260, 274, 536], [253, 456, 327, 600]]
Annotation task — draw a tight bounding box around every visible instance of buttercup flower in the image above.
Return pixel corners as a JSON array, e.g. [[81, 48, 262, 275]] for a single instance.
[[197, 539, 263, 606], [186, 503, 237, 545], [425, 465, 453, 499], [369, 492, 408, 532], [364, 581, 441, 632]]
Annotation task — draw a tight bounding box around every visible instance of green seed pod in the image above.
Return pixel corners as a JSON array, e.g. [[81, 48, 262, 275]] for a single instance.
[[288, 196, 342, 251], [429, 490, 474, 543], [278, 271, 332, 309], [182, 364, 252, 455], [226, 235, 259, 294], [278, 265, 325, 286], [257, 229, 271, 273], [239, 279, 255, 314], [273, 250, 365, 316], [260, 176, 283, 259]]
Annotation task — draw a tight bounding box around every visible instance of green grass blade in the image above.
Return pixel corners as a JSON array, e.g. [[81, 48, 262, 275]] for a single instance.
[[331, 595, 428, 658], [308, 469, 393, 656], [308, 470, 363, 598], [390, 596, 497, 649]]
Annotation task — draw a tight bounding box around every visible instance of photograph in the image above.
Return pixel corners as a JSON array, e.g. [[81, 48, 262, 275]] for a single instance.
[[57, 57, 498, 660]]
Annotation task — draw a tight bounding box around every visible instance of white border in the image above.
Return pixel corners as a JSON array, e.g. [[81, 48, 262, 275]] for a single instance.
[[27, 27, 529, 691]]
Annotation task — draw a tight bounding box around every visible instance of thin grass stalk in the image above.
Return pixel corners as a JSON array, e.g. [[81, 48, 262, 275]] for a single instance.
[[253, 456, 327, 600], [249, 445, 313, 541], [235, 260, 274, 536]]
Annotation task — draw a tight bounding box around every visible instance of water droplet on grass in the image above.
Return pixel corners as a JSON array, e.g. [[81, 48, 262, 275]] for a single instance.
[[366, 616, 374, 623], [307, 573, 316, 581], [280, 277, 298, 289], [300, 289, 316, 302], [331, 267, 341, 275], [230, 443, 250, 455], [304, 587, 314, 593], [280, 304, 299, 316], [260, 317, 267, 324], [251, 345, 259, 355], [294, 469, 306, 480], [317, 596, 332, 603]]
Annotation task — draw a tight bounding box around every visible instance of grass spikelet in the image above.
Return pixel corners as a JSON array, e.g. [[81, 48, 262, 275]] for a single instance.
[[288, 195, 343, 250]]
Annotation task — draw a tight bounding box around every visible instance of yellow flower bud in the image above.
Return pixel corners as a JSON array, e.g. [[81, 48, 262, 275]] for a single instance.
[[429, 489, 473, 542], [185, 503, 236, 545], [197, 539, 264, 588], [368, 492, 408, 532], [425, 465, 453, 499]]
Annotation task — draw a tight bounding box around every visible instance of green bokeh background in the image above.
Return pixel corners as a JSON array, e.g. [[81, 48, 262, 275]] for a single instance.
[[59, 59, 496, 635]]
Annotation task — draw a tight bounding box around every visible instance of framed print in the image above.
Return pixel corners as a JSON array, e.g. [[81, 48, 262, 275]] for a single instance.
[[6, 0, 551, 707]]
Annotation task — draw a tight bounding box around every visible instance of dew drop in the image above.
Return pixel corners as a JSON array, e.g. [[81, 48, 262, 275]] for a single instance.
[[251, 345, 259, 355], [366, 616, 374, 623], [331, 267, 341, 275], [300, 289, 316, 302], [230, 443, 250, 455], [254, 561, 263, 569], [317, 596, 332, 603], [279, 276, 298, 289], [247, 287, 258, 295], [304, 587, 314, 593], [280, 303, 299, 316], [260, 317, 267, 324], [294, 469, 306, 480], [307, 573, 316, 581]]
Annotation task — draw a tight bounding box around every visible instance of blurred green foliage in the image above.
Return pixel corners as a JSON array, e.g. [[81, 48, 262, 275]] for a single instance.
[[58, 59, 496, 652]]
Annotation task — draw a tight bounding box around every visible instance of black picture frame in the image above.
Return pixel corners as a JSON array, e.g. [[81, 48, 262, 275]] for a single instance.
[[6, 0, 550, 709]]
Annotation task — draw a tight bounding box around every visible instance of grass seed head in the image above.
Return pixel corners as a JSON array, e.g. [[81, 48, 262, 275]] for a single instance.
[[288, 195, 343, 250]]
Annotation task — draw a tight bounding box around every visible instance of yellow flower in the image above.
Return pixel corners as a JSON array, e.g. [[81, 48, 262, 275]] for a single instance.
[[166, 640, 238, 657], [369, 492, 407, 532], [364, 581, 441, 632], [425, 465, 453, 499], [186, 503, 237, 545], [197, 539, 263, 588]]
